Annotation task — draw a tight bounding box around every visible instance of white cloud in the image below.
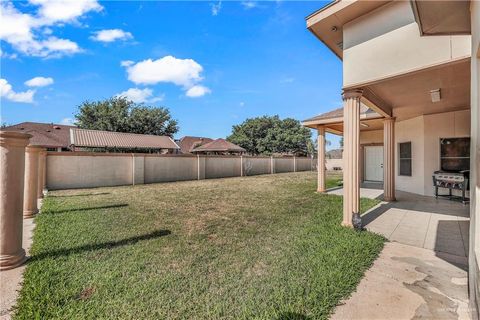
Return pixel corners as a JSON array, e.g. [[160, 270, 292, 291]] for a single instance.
[[116, 88, 164, 103], [124, 56, 204, 87], [60, 117, 74, 125], [91, 29, 133, 43], [241, 1, 258, 9], [0, 78, 35, 103], [120, 60, 134, 67], [0, 1, 100, 58], [29, 0, 103, 24], [211, 1, 222, 16], [239, 101, 245, 107], [0, 48, 17, 59], [123, 56, 211, 98], [25, 76, 54, 87], [186, 85, 211, 98]]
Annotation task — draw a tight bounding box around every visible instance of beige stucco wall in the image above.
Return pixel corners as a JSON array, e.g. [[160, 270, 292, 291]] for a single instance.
[[392, 110, 470, 196], [423, 110, 471, 196], [244, 157, 270, 176], [46, 153, 313, 189], [274, 158, 294, 173], [205, 157, 242, 179], [144, 156, 197, 183], [360, 130, 382, 145], [47, 154, 133, 190], [296, 158, 313, 171], [326, 158, 343, 171], [394, 116, 425, 195], [343, 1, 471, 87], [469, 2, 480, 317]]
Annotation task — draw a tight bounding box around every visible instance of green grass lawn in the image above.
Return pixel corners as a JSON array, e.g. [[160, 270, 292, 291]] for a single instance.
[[14, 172, 384, 320]]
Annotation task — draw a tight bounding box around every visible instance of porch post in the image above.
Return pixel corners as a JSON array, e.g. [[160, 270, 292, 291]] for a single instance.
[[342, 89, 362, 228], [0, 132, 31, 270], [383, 118, 396, 201], [317, 126, 326, 192], [23, 146, 42, 219], [37, 149, 47, 199]]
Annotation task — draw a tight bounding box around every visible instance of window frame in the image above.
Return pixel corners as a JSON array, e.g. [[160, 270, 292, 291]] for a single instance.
[[398, 141, 412, 177]]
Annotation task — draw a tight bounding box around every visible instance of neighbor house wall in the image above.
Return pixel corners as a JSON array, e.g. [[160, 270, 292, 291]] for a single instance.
[[46, 153, 313, 190], [343, 1, 471, 87], [326, 158, 343, 171]]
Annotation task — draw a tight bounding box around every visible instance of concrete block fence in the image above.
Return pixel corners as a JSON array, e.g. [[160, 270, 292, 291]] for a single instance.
[[46, 152, 316, 190]]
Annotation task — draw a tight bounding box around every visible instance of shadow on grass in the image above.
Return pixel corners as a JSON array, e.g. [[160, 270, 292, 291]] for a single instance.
[[48, 192, 111, 198], [45, 204, 128, 214], [28, 229, 171, 262]]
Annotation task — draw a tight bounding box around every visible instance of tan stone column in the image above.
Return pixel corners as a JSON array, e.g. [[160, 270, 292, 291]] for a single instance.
[[342, 89, 362, 228], [23, 146, 42, 219], [383, 118, 396, 201], [0, 132, 31, 270], [317, 126, 326, 192], [37, 149, 47, 198]]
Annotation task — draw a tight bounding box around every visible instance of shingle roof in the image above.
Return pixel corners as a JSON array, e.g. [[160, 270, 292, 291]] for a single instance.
[[177, 136, 214, 154], [2, 122, 74, 148], [191, 138, 246, 153], [70, 128, 180, 150], [303, 106, 379, 123]]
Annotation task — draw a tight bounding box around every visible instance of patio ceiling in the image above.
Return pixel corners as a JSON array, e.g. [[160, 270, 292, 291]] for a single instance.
[[364, 58, 470, 122]]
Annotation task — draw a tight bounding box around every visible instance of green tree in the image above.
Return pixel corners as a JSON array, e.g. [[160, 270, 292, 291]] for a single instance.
[[227, 115, 312, 155], [74, 97, 178, 137]]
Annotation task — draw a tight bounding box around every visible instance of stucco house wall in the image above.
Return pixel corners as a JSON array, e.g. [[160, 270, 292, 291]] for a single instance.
[[469, 3, 480, 317], [360, 130, 382, 145], [343, 1, 470, 87], [393, 110, 470, 196], [395, 115, 426, 195]]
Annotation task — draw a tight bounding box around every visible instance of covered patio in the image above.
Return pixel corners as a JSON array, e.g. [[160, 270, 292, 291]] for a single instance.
[[329, 183, 469, 259]]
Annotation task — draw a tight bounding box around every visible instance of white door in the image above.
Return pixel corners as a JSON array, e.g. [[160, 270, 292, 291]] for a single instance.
[[365, 146, 384, 182]]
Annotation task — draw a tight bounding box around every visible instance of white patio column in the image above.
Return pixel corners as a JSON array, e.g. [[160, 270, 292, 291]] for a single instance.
[[0, 132, 31, 270], [23, 146, 42, 219], [317, 126, 326, 192], [383, 118, 396, 201], [342, 89, 362, 228], [37, 149, 47, 199]]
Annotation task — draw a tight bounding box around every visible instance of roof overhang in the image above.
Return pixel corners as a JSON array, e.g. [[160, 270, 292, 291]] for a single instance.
[[411, 0, 471, 36], [302, 110, 383, 129], [306, 0, 390, 59]]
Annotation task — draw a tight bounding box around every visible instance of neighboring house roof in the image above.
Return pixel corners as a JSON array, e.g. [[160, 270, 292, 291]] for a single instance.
[[326, 148, 343, 159], [70, 128, 180, 150], [191, 138, 246, 153], [177, 136, 214, 153], [2, 122, 75, 148]]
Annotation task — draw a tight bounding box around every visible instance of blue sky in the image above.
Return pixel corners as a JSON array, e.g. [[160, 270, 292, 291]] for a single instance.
[[0, 0, 342, 149]]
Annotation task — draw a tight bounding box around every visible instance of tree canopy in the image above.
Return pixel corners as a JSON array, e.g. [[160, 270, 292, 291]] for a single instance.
[[227, 115, 313, 155], [74, 97, 179, 137]]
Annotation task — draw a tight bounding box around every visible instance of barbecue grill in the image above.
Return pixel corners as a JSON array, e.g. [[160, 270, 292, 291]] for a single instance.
[[432, 170, 469, 204]]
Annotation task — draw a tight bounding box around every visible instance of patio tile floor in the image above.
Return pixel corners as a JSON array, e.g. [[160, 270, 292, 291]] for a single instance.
[[328, 185, 470, 257]]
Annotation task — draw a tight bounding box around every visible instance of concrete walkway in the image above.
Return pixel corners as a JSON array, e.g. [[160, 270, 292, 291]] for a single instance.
[[328, 185, 471, 319], [332, 242, 470, 320], [363, 191, 469, 257], [0, 218, 35, 320]]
